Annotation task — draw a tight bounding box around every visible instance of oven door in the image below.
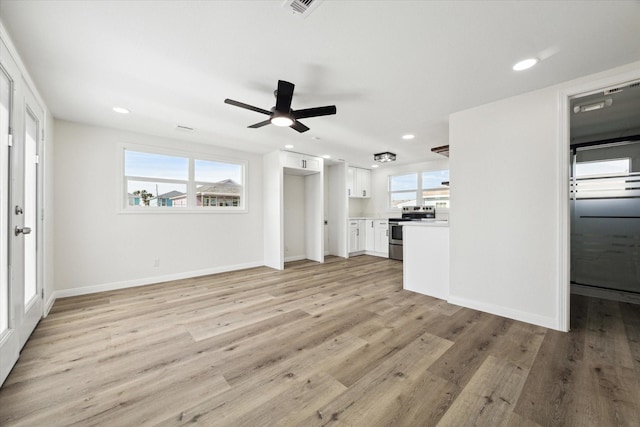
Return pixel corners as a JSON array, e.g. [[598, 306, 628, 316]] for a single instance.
[[389, 221, 404, 245]]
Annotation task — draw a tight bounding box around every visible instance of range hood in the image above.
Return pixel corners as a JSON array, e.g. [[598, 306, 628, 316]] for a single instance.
[[431, 145, 449, 157]]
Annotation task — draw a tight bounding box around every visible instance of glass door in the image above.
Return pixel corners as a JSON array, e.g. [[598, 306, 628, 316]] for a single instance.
[[12, 84, 44, 350], [570, 139, 640, 293], [0, 55, 18, 386], [0, 45, 44, 386]]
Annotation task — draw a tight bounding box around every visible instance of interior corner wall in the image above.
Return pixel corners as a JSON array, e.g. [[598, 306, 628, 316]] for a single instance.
[[52, 120, 264, 296], [448, 85, 561, 329]]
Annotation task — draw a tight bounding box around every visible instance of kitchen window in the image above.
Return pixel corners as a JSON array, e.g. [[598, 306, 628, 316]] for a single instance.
[[123, 147, 246, 212], [388, 170, 449, 209]]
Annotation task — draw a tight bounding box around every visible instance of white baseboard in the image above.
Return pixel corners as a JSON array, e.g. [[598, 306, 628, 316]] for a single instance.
[[284, 255, 306, 262], [50, 261, 264, 301], [364, 250, 388, 258], [44, 294, 56, 317], [447, 294, 560, 331]]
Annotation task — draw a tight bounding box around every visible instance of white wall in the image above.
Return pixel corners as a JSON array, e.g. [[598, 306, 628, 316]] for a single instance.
[[327, 163, 347, 257], [449, 86, 561, 329], [53, 120, 263, 296], [43, 111, 55, 309], [448, 60, 640, 331], [283, 174, 305, 261]]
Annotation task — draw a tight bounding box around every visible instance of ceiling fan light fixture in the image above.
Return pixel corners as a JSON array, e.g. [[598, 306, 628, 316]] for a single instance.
[[271, 115, 294, 127], [374, 152, 396, 163]]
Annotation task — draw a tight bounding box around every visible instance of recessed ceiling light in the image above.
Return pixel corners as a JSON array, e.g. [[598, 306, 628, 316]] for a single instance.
[[311, 136, 320, 140], [322, 155, 331, 159], [284, 144, 294, 149], [512, 58, 538, 71], [112, 107, 130, 114], [402, 134, 415, 140], [371, 164, 379, 168]]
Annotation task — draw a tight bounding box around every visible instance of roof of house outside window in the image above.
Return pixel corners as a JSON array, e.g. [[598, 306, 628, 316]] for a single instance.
[[196, 179, 241, 196]]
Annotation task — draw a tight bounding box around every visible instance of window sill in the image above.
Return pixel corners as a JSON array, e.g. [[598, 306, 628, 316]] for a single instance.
[[119, 207, 248, 214]]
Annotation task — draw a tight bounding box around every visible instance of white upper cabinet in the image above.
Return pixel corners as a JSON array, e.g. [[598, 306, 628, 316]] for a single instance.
[[282, 151, 322, 174], [347, 167, 371, 198]]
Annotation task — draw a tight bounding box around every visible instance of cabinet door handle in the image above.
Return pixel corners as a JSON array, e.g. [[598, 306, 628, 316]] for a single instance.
[[357, 229, 359, 236], [363, 190, 366, 197], [348, 189, 351, 196], [386, 230, 388, 237], [371, 221, 374, 228]]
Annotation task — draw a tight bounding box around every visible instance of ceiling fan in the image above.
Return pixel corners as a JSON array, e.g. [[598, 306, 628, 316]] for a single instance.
[[224, 80, 336, 133]]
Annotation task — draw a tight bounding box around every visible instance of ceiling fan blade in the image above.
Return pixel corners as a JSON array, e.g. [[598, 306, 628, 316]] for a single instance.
[[292, 105, 337, 120], [224, 99, 271, 116], [275, 80, 295, 113], [248, 119, 272, 128], [290, 120, 310, 133]]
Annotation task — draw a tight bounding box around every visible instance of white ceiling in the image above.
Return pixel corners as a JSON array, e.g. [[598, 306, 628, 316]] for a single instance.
[[1, 0, 639, 167]]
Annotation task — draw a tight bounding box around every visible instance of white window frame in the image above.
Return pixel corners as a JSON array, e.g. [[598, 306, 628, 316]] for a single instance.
[[388, 169, 449, 210], [118, 143, 248, 214]]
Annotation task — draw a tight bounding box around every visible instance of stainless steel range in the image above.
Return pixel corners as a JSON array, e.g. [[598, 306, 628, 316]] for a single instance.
[[388, 206, 435, 261]]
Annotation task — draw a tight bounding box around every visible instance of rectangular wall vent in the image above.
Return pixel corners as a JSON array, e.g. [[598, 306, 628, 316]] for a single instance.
[[282, 0, 323, 18], [603, 88, 623, 95]]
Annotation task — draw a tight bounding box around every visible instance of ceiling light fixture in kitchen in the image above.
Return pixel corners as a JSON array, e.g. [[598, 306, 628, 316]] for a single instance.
[[322, 154, 331, 159], [371, 164, 379, 168], [512, 58, 538, 71], [112, 107, 129, 114], [284, 144, 294, 149], [374, 152, 396, 163], [402, 134, 415, 140]]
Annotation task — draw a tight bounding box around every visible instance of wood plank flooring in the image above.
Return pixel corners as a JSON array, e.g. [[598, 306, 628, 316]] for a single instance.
[[1, 255, 639, 426]]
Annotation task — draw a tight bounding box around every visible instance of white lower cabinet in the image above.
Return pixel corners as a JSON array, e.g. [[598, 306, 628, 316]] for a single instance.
[[365, 220, 375, 252], [348, 220, 365, 253], [349, 218, 388, 257], [374, 220, 389, 254]]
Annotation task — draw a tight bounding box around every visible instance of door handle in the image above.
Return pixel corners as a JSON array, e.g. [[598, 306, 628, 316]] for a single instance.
[[15, 226, 32, 236]]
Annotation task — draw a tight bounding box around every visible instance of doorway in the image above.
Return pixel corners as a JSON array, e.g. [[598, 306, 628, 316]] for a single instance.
[[569, 79, 640, 300]]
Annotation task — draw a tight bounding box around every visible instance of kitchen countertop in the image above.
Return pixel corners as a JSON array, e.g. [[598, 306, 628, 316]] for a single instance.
[[348, 217, 389, 220], [402, 220, 449, 227]]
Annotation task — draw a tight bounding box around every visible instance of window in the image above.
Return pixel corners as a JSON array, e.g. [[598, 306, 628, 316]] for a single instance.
[[573, 158, 631, 197], [123, 148, 246, 211], [575, 158, 630, 178], [422, 170, 450, 208], [389, 170, 449, 209], [389, 173, 418, 209]]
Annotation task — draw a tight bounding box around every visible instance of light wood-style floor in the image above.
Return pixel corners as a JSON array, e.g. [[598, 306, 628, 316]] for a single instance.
[[1, 255, 639, 426]]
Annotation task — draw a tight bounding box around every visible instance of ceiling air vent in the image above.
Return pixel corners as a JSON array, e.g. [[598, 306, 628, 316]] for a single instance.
[[176, 125, 195, 132], [282, 0, 324, 18]]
